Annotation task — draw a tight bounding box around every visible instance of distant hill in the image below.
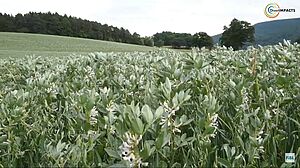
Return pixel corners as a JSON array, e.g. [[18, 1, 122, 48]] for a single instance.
[[212, 18, 300, 46]]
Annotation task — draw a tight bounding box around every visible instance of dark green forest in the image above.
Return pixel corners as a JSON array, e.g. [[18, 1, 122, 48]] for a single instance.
[[0, 12, 154, 46], [153, 31, 213, 49]]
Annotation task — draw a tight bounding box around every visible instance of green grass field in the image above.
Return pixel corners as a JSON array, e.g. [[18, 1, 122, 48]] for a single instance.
[[0, 32, 155, 58]]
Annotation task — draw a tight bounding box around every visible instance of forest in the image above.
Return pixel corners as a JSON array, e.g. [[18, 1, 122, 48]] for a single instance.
[[0, 12, 154, 46]]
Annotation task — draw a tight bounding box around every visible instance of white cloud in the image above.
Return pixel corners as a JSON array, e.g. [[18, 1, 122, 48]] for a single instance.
[[0, 0, 299, 36]]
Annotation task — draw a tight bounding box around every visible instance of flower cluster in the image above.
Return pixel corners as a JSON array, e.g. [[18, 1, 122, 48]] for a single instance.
[[208, 113, 218, 138], [46, 83, 58, 96], [209, 114, 218, 127], [90, 106, 98, 126], [160, 102, 180, 133], [236, 87, 250, 112], [84, 66, 95, 80], [119, 132, 147, 167], [256, 130, 265, 153]]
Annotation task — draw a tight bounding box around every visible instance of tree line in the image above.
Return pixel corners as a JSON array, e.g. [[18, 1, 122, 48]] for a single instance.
[[153, 31, 213, 49], [153, 19, 255, 50], [0, 12, 154, 46]]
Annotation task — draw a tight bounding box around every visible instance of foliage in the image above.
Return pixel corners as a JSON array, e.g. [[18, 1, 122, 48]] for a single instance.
[[193, 32, 213, 49], [153, 31, 176, 47], [153, 31, 212, 49], [154, 39, 164, 47], [142, 37, 154, 47], [153, 32, 193, 48], [220, 18, 255, 50], [0, 12, 146, 46], [0, 41, 300, 167]]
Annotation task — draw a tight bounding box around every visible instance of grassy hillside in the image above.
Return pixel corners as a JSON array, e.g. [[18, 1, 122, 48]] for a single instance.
[[255, 18, 300, 45], [212, 18, 300, 46], [0, 32, 154, 58]]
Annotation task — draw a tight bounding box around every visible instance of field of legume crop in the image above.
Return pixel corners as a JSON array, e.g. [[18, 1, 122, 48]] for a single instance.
[[0, 41, 299, 167]]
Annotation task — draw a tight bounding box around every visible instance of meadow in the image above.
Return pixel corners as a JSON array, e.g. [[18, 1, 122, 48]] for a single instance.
[[0, 34, 299, 167], [0, 32, 154, 58]]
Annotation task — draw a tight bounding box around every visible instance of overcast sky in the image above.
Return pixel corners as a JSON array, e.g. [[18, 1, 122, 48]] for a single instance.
[[0, 0, 299, 36]]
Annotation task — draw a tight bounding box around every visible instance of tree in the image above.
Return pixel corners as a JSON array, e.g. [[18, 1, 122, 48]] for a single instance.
[[220, 18, 255, 50], [192, 32, 213, 49], [0, 13, 15, 32], [143, 37, 154, 47], [153, 31, 175, 46], [172, 37, 186, 48], [131, 32, 143, 45], [60, 15, 72, 36], [153, 32, 194, 48], [14, 13, 29, 32], [25, 12, 46, 33], [155, 39, 164, 47]]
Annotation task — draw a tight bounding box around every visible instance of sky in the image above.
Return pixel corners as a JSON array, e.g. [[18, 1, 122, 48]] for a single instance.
[[0, 0, 299, 36]]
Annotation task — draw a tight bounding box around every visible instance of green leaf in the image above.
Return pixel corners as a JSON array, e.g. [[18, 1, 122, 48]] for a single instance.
[[0, 135, 7, 142], [172, 93, 179, 107], [56, 140, 66, 153], [203, 126, 216, 136], [218, 157, 231, 168], [165, 77, 171, 94], [109, 163, 128, 168], [155, 106, 164, 119], [171, 162, 181, 168], [184, 94, 191, 102], [104, 148, 121, 159], [229, 80, 236, 87], [140, 141, 152, 159], [142, 104, 153, 123], [156, 131, 170, 149], [178, 91, 184, 102], [162, 77, 172, 99], [180, 115, 193, 126], [131, 117, 144, 135]]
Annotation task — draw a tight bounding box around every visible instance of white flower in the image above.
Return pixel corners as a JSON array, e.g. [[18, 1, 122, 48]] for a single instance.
[[209, 113, 218, 128], [46, 83, 58, 95], [90, 106, 98, 125], [100, 87, 109, 94], [258, 146, 265, 153], [91, 106, 98, 117], [123, 153, 135, 162], [106, 102, 116, 112], [87, 130, 96, 135], [119, 132, 145, 167], [83, 66, 95, 81], [256, 130, 264, 144], [172, 127, 181, 133]]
